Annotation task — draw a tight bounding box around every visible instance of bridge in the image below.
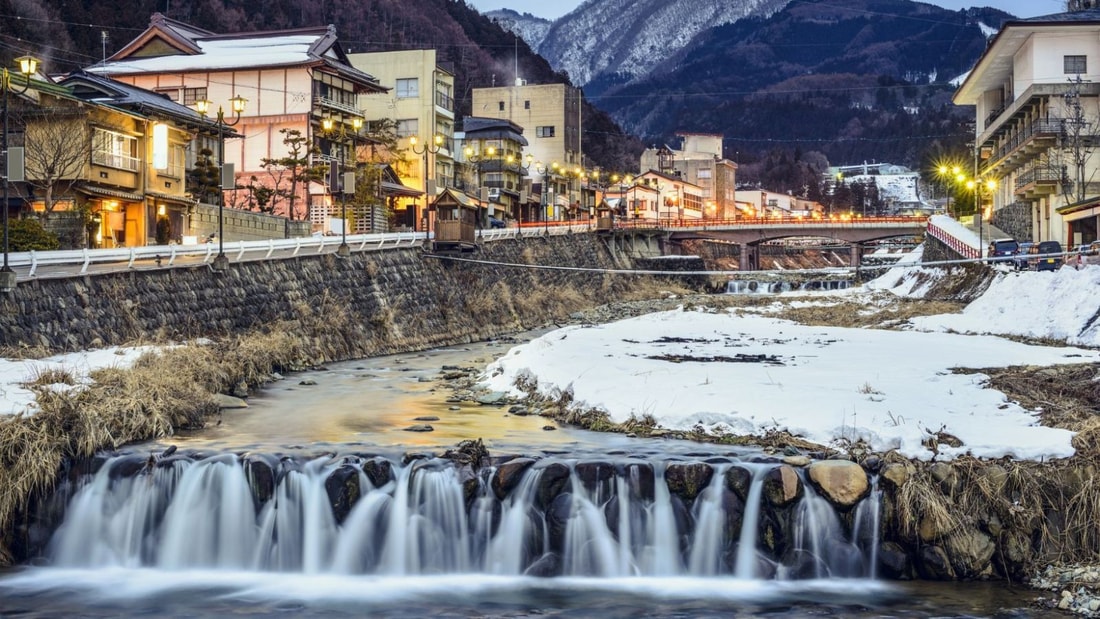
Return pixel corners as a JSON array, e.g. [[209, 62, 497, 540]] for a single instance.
[[600, 216, 928, 270]]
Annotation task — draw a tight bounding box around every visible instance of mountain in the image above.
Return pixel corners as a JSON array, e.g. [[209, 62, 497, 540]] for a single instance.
[[493, 0, 789, 87], [484, 9, 553, 50], [588, 0, 1015, 172]]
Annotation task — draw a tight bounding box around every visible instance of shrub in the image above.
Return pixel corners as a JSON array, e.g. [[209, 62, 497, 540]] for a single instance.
[[8, 218, 59, 251]]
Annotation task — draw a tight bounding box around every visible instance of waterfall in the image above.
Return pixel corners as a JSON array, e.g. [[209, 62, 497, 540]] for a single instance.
[[725, 279, 851, 294], [852, 475, 882, 579], [41, 451, 882, 581]]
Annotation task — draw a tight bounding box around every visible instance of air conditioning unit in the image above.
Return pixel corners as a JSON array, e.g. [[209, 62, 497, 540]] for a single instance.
[[487, 188, 501, 200]]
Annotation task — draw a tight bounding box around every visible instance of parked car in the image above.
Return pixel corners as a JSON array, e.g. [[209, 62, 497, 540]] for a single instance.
[[488, 217, 507, 229], [1028, 240, 1064, 271], [1012, 242, 1034, 270], [987, 238, 1018, 264], [1083, 241, 1100, 268]]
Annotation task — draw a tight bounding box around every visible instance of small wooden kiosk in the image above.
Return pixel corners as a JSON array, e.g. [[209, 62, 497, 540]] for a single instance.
[[430, 188, 480, 253], [595, 200, 615, 232]]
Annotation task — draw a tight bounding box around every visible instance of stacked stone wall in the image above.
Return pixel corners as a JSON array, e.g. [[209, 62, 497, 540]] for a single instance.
[[0, 233, 636, 355]]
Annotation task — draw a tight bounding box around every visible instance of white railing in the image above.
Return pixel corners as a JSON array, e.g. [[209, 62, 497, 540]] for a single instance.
[[8, 223, 593, 280]]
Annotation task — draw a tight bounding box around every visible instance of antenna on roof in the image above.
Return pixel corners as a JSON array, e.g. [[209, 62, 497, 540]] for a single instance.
[[514, 35, 521, 87], [101, 31, 108, 66]]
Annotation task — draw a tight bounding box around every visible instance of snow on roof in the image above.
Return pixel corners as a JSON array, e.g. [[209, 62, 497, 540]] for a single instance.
[[89, 34, 326, 74]]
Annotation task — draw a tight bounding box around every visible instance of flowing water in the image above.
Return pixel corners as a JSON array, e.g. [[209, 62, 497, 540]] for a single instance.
[[0, 339, 1067, 618]]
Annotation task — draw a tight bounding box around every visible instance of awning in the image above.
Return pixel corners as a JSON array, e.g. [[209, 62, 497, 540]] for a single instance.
[[146, 191, 197, 205], [74, 183, 145, 202], [382, 181, 422, 198]]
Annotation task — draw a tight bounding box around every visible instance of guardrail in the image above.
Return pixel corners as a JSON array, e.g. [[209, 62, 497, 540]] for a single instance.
[[925, 220, 979, 260], [9, 223, 593, 281]]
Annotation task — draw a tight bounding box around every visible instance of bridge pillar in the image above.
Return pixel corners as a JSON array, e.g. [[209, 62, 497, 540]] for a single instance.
[[849, 243, 863, 268], [739, 243, 757, 271]]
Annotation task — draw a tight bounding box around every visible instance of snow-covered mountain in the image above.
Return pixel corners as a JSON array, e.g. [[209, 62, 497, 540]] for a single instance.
[[490, 0, 789, 87]]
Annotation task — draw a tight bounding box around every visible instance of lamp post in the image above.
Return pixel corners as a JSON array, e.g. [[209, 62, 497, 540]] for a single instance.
[[1, 55, 39, 293], [463, 143, 496, 227], [965, 176, 997, 261], [323, 116, 363, 257], [410, 134, 444, 236], [519, 153, 534, 228], [935, 164, 962, 217], [194, 94, 247, 272]]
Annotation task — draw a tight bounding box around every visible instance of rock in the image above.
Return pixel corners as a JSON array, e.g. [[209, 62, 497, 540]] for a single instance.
[[877, 541, 911, 579], [929, 462, 959, 495], [324, 465, 361, 524], [944, 526, 995, 579], [535, 462, 571, 510], [491, 458, 536, 501], [724, 465, 753, 502], [403, 424, 434, 432], [414, 416, 440, 422], [299, 379, 317, 386], [574, 461, 616, 495], [624, 462, 656, 502], [881, 462, 914, 490], [214, 393, 249, 409], [665, 462, 714, 502], [545, 493, 573, 553], [807, 460, 869, 508], [917, 545, 956, 580], [783, 455, 811, 467], [231, 381, 249, 398], [763, 465, 802, 507], [477, 392, 508, 405], [542, 425, 556, 431], [524, 552, 561, 577], [361, 458, 393, 488]]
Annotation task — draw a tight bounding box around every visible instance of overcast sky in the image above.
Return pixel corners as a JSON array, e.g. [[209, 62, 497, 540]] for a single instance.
[[465, 0, 1060, 22]]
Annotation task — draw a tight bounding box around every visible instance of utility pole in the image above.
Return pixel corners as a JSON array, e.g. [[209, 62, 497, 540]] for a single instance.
[[1061, 75, 1092, 203]]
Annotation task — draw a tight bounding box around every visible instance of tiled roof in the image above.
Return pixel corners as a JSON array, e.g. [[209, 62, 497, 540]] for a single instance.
[[1020, 8, 1100, 23]]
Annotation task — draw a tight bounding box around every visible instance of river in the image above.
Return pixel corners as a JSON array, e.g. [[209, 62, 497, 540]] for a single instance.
[[0, 336, 1069, 618]]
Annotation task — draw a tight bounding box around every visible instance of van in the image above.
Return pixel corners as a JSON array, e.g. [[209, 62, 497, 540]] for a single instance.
[[987, 238, 1018, 263], [1028, 240, 1063, 271], [1082, 241, 1100, 268]]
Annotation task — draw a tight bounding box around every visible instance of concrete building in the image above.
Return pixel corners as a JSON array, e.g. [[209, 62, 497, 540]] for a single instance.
[[472, 82, 583, 220], [88, 13, 387, 231], [349, 49, 455, 231], [640, 134, 737, 218], [455, 117, 528, 224], [953, 5, 1100, 246]]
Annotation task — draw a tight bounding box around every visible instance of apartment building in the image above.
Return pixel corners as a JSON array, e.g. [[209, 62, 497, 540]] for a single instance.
[[472, 82, 583, 219], [455, 117, 528, 224], [953, 4, 1100, 246], [349, 50, 455, 231], [639, 134, 737, 218]]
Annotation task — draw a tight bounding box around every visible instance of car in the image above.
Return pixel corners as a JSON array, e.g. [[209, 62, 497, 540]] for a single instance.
[[488, 216, 507, 229], [1012, 242, 1034, 270], [1080, 241, 1100, 268], [1028, 240, 1064, 271], [987, 238, 1018, 264]]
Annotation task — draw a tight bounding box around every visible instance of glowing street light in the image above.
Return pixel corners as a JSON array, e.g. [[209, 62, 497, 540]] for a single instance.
[[1, 54, 40, 292], [193, 94, 247, 272]]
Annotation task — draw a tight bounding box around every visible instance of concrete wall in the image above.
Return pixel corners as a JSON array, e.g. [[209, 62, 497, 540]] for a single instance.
[[0, 234, 636, 355], [188, 203, 312, 242]]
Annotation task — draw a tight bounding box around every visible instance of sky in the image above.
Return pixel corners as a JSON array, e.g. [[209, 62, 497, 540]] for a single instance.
[[464, 0, 1057, 22]]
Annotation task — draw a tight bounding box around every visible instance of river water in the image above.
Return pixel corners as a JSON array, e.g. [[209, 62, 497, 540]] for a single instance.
[[0, 337, 1069, 618]]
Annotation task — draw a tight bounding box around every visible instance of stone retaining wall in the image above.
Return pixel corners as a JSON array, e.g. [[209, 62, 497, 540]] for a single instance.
[[0, 233, 637, 354]]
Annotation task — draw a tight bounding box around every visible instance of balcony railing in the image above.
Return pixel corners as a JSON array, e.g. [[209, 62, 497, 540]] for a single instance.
[[1015, 165, 1067, 192], [92, 150, 140, 172], [435, 91, 454, 112], [988, 118, 1064, 165], [314, 95, 360, 116]]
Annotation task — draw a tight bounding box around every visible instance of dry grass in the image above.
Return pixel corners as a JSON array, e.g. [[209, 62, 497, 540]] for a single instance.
[[773, 298, 966, 329], [895, 470, 963, 543]]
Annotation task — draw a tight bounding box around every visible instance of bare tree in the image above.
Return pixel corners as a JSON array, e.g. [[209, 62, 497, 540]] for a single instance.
[[20, 110, 89, 217]]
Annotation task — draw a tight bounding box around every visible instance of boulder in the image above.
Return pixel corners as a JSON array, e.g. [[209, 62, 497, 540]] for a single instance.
[[665, 462, 714, 502], [536, 463, 571, 510], [491, 458, 536, 501], [917, 545, 956, 580], [929, 462, 959, 495], [807, 460, 869, 508], [763, 465, 802, 508], [944, 526, 996, 579], [546, 492, 574, 553], [877, 541, 911, 579], [624, 462, 656, 502], [361, 458, 393, 488], [324, 465, 361, 524], [881, 462, 915, 490], [574, 461, 617, 496], [724, 465, 753, 502]]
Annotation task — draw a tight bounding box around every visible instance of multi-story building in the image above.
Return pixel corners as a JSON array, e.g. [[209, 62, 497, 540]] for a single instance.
[[88, 13, 387, 232], [472, 82, 583, 220], [14, 70, 219, 248], [954, 4, 1100, 246], [349, 50, 455, 231], [455, 117, 528, 224], [640, 134, 737, 218]]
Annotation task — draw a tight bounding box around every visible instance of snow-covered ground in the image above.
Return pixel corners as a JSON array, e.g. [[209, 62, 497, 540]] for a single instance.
[[0, 347, 154, 416], [481, 253, 1100, 461]]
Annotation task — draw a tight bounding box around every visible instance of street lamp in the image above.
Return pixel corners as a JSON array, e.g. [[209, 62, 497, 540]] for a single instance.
[[322, 116, 363, 257], [1, 54, 39, 293], [410, 134, 444, 235], [935, 164, 962, 216], [965, 176, 997, 260], [463, 143, 496, 227], [533, 161, 554, 234], [194, 94, 247, 272]]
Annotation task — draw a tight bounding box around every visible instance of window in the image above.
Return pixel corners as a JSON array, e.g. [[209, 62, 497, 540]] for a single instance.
[[396, 119, 419, 138], [92, 128, 139, 172], [524, 100, 530, 109], [1065, 55, 1087, 74], [396, 78, 419, 98], [155, 88, 180, 102], [498, 101, 505, 111], [536, 126, 555, 138], [182, 87, 207, 105]]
